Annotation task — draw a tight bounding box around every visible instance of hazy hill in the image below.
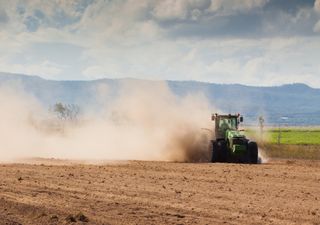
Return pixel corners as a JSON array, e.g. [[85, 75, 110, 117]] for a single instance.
[[0, 72, 319, 125]]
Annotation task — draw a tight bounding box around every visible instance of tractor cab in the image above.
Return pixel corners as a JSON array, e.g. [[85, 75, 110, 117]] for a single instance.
[[211, 114, 243, 140]]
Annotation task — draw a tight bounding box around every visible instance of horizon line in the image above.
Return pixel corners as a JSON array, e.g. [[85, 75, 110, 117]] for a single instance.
[[0, 71, 315, 89]]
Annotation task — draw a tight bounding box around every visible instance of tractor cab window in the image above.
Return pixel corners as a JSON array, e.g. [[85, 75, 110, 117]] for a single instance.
[[219, 118, 237, 130], [229, 118, 237, 129]]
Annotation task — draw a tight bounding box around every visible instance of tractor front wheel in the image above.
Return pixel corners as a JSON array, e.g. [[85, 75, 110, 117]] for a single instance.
[[210, 141, 218, 162], [211, 140, 228, 163]]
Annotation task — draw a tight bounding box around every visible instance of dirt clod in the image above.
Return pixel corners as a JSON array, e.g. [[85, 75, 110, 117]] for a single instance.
[[75, 212, 89, 222], [66, 215, 77, 222], [50, 215, 59, 221]]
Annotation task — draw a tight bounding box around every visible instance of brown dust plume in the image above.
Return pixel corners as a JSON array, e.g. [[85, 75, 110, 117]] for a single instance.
[[0, 80, 214, 162]]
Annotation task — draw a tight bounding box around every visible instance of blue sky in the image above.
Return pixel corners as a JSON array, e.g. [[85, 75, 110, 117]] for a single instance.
[[0, 0, 320, 87]]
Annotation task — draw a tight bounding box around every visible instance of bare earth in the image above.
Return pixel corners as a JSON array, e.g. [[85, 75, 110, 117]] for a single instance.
[[0, 159, 319, 225]]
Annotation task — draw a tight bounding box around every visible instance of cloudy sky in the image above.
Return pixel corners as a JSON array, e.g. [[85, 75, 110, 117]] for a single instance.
[[0, 0, 320, 87]]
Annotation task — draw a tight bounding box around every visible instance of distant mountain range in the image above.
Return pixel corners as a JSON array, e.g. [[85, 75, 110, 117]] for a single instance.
[[0, 72, 319, 126]]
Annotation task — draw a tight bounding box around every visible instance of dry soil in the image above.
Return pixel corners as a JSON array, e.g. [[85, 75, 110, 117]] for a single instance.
[[0, 159, 319, 225]]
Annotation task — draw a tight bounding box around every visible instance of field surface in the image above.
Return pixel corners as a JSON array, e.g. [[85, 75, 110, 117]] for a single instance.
[[0, 159, 320, 225]]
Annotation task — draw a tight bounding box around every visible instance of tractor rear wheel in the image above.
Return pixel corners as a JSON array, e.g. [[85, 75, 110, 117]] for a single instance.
[[248, 142, 258, 164]]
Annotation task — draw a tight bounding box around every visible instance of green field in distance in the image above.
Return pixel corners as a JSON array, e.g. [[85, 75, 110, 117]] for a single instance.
[[246, 128, 320, 145]]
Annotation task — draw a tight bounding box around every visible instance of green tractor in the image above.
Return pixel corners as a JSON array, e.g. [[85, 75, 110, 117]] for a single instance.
[[209, 113, 258, 164]]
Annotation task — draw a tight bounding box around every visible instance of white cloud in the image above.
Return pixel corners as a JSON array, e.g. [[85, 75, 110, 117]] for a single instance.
[[313, 0, 320, 32], [1, 0, 86, 31], [0, 60, 62, 78], [314, 0, 320, 33], [0, 0, 319, 87], [82, 66, 102, 77], [82, 66, 110, 79], [315, 0, 320, 13], [152, 0, 188, 21], [208, 0, 269, 14], [207, 59, 241, 75], [78, 36, 320, 87], [151, 0, 212, 21], [314, 20, 320, 32]]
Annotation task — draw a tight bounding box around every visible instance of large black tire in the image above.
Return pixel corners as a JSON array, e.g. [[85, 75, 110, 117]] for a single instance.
[[217, 140, 228, 162], [211, 140, 228, 163], [248, 142, 258, 164], [210, 141, 218, 162]]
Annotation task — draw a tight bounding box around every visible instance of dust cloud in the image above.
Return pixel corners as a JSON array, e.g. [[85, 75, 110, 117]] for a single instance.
[[258, 148, 269, 163], [0, 80, 213, 162]]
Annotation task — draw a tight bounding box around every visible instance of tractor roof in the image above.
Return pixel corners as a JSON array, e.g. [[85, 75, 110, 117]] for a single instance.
[[211, 113, 242, 121], [214, 114, 240, 118]]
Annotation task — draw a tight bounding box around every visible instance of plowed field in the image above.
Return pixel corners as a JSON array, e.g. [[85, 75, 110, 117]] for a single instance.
[[0, 159, 319, 225]]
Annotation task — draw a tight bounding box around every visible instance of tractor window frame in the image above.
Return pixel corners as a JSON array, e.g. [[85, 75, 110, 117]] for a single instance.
[[218, 117, 237, 130]]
